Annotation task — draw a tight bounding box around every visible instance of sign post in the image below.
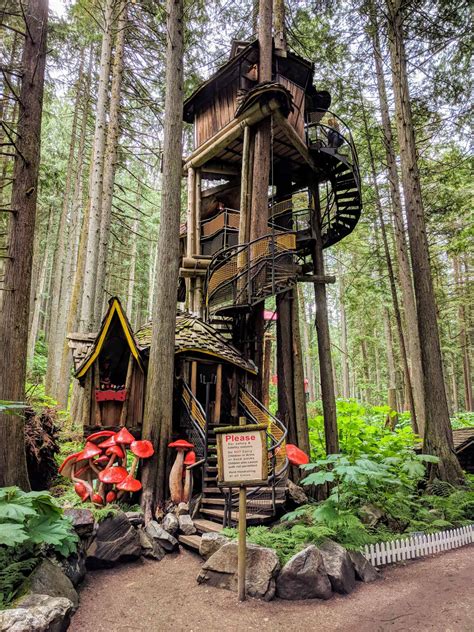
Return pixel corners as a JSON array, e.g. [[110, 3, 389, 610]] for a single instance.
[[215, 419, 268, 602]]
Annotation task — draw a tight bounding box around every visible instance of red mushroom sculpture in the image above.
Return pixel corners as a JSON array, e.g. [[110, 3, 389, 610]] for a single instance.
[[168, 439, 193, 504], [285, 444, 310, 467], [182, 450, 196, 504]]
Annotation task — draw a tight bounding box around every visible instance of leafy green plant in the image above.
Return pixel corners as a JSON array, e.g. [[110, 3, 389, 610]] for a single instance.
[[0, 487, 78, 608]]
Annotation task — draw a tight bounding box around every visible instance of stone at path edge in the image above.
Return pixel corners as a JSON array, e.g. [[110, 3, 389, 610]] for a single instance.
[[276, 545, 333, 600], [319, 540, 356, 594]]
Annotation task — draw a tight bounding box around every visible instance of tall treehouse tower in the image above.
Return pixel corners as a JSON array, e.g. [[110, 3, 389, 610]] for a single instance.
[[179, 38, 361, 462]]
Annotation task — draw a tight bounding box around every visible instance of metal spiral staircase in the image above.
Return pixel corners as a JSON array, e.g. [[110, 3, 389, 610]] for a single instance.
[[204, 111, 362, 318]]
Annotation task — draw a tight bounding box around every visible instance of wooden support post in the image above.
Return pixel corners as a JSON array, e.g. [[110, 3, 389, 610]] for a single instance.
[[119, 354, 134, 426], [238, 125, 251, 245], [310, 186, 339, 454], [93, 360, 101, 425], [186, 167, 196, 311], [238, 414, 247, 602], [194, 169, 203, 315], [214, 363, 222, 423], [191, 361, 197, 396]]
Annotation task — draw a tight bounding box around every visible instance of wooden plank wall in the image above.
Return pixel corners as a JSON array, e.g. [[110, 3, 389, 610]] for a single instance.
[[195, 82, 238, 147], [276, 75, 306, 141]]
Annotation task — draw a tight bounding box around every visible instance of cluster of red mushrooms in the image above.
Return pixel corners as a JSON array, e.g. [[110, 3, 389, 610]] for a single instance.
[[59, 428, 154, 506], [168, 439, 196, 505]]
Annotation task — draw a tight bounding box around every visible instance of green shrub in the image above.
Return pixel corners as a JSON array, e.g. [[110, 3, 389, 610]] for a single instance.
[[0, 487, 78, 608]]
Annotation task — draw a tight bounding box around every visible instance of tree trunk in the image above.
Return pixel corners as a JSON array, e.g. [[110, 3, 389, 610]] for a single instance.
[[310, 186, 338, 454], [384, 308, 398, 427], [338, 261, 350, 399], [299, 286, 316, 401], [140, 0, 184, 520], [368, 0, 426, 435], [454, 257, 472, 411], [0, 0, 48, 488], [79, 0, 115, 332], [126, 215, 138, 318], [45, 49, 85, 396], [386, 0, 463, 483], [94, 0, 127, 325]]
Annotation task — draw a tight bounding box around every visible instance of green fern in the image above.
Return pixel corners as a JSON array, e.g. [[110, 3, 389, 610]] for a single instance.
[[0, 550, 39, 609]]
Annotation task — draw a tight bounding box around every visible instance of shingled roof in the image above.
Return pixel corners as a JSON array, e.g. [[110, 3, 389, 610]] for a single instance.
[[135, 314, 257, 374], [452, 427, 474, 453]]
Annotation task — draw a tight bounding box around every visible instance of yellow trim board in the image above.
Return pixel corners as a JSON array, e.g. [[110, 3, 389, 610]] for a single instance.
[[76, 299, 143, 378]]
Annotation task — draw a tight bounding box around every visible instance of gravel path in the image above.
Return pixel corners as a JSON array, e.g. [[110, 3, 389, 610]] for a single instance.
[[70, 545, 474, 632]]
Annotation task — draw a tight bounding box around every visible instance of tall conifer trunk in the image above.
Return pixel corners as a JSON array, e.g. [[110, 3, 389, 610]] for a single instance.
[[141, 0, 184, 519], [385, 0, 463, 482], [0, 0, 48, 488]]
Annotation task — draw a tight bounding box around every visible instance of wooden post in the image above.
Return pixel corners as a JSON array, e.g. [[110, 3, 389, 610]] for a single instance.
[[93, 360, 102, 425], [186, 167, 196, 311], [238, 125, 251, 245], [191, 361, 197, 396], [238, 414, 247, 602], [214, 363, 222, 423], [194, 169, 203, 314], [119, 354, 134, 426]]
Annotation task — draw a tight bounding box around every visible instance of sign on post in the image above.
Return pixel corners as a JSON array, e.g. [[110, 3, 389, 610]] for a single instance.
[[215, 421, 268, 602], [216, 423, 268, 486]]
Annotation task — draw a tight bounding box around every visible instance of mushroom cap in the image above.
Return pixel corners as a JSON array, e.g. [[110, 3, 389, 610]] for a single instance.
[[74, 462, 99, 481], [92, 493, 104, 506], [106, 490, 117, 504], [106, 445, 125, 459], [74, 481, 89, 501], [98, 435, 117, 449], [87, 430, 116, 443], [130, 440, 154, 459], [59, 452, 83, 478], [115, 427, 135, 444], [285, 444, 309, 466], [98, 466, 128, 484], [168, 439, 194, 450], [184, 450, 196, 466], [77, 442, 102, 460], [117, 474, 142, 493], [95, 455, 110, 466]]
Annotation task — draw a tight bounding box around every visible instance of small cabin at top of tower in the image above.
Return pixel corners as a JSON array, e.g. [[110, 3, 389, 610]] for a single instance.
[[183, 39, 322, 149]]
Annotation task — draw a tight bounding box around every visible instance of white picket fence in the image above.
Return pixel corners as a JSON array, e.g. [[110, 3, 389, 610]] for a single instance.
[[363, 524, 473, 567]]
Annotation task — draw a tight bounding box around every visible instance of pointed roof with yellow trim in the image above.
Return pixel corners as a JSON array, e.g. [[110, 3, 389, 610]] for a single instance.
[[72, 297, 144, 378]]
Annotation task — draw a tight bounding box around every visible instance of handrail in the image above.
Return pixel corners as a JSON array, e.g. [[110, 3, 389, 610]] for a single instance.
[[305, 108, 361, 186], [239, 387, 288, 479], [205, 230, 297, 315], [181, 382, 206, 441]]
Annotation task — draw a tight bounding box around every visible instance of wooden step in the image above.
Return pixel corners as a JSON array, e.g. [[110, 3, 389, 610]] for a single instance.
[[178, 534, 201, 551], [193, 518, 223, 534], [200, 508, 271, 524]]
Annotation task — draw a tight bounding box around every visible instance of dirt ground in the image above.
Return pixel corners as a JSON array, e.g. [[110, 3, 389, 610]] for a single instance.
[[70, 545, 474, 632]]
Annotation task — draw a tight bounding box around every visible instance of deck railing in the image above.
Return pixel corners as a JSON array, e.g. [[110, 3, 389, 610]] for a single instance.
[[205, 231, 297, 316]]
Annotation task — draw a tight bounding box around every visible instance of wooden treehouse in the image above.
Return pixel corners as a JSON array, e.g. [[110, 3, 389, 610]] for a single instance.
[[69, 39, 362, 530]]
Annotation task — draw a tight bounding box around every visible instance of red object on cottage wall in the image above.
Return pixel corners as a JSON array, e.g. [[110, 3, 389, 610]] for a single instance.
[[95, 389, 127, 402]]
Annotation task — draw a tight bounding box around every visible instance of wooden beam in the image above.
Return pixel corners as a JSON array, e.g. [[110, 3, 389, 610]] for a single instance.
[[297, 274, 336, 284], [179, 267, 207, 278], [238, 124, 251, 244], [181, 257, 211, 269], [273, 111, 319, 172], [93, 360, 101, 425], [119, 355, 134, 426], [201, 162, 240, 177], [183, 98, 282, 170], [214, 363, 222, 423], [191, 361, 197, 396]]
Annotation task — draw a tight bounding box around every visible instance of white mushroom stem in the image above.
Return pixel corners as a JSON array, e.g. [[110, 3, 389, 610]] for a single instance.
[[169, 450, 185, 504], [182, 467, 193, 504]]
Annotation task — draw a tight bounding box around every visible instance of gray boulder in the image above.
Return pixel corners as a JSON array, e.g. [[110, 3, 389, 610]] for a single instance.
[[145, 520, 179, 552], [0, 594, 74, 632], [138, 529, 166, 561], [197, 542, 280, 601], [348, 550, 378, 582], [286, 480, 309, 506], [276, 545, 332, 600], [86, 513, 141, 569], [176, 502, 189, 516], [199, 532, 230, 560], [63, 508, 94, 538], [319, 541, 356, 594], [359, 503, 383, 528], [125, 511, 144, 527], [26, 559, 78, 608], [49, 549, 86, 587], [178, 514, 196, 535], [162, 512, 179, 535]]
